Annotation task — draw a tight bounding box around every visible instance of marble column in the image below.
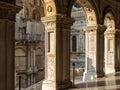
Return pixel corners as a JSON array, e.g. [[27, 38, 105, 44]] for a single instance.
[[83, 25, 106, 81], [41, 15, 74, 90], [104, 30, 116, 75], [0, 1, 20, 90]]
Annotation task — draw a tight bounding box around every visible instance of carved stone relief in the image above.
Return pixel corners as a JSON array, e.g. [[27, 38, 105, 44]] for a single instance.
[[88, 32, 95, 51], [87, 54, 95, 71], [45, 1, 56, 16], [47, 56, 55, 80]]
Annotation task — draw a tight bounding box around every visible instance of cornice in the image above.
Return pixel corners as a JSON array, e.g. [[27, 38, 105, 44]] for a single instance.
[[41, 14, 75, 30], [0, 1, 21, 21], [84, 24, 106, 32]]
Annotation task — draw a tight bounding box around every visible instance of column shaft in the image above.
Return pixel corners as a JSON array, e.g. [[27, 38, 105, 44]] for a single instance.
[[83, 25, 105, 81], [41, 15, 74, 90]]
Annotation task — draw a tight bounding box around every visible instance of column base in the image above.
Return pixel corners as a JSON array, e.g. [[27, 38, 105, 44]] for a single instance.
[[97, 71, 105, 78], [57, 81, 72, 90], [42, 80, 56, 90], [83, 71, 97, 81], [105, 67, 115, 75], [42, 80, 72, 90]]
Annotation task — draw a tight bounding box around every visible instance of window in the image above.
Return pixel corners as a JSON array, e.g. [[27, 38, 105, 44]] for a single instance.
[[72, 36, 77, 52]]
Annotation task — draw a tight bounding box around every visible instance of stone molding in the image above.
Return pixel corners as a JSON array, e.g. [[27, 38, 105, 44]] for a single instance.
[[84, 25, 106, 32], [104, 30, 120, 37], [41, 14, 74, 30], [0, 1, 21, 21]]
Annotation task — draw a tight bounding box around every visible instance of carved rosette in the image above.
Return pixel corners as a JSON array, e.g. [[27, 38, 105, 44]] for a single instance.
[[0, 1, 21, 21]]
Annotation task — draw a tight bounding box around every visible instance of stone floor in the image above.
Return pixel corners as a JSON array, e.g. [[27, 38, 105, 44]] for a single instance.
[[69, 72, 120, 90]]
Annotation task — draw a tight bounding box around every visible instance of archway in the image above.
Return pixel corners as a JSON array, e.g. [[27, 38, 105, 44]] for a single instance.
[[70, 2, 86, 83], [30, 0, 103, 89], [69, 0, 104, 82], [104, 11, 116, 75]]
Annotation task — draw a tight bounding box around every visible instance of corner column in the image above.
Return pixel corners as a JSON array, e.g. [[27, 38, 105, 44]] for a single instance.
[[0, 1, 20, 90], [41, 15, 74, 90], [104, 30, 116, 74], [83, 25, 105, 81]]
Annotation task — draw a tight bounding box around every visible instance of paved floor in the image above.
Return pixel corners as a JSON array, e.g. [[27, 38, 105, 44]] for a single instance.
[[69, 72, 120, 90]]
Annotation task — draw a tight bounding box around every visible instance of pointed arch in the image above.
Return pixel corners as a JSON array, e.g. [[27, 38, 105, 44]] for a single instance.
[[103, 7, 116, 30]]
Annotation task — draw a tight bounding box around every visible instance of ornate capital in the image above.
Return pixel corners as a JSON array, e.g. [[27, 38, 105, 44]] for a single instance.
[[41, 14, 75, 30], [104, 30, 116, 37], [84, 24, 106, 33], [0, 1, 21, 21]]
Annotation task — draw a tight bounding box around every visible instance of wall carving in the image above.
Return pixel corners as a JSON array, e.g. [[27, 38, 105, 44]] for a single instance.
[[88, 34, 95, 51], [47, 56, 55, 80], [45, 1, 56, 16]]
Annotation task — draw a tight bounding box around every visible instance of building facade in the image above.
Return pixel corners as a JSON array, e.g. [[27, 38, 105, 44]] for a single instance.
[[71, 3, 86, 69], [15, 0, 45, 89]]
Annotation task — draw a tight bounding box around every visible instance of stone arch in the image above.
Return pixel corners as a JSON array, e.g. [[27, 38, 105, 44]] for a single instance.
[[103, 7, 116, 26], [35, 47, 44, 55], [69, 0, 101, 81], [32, 9, 41, 20], [104, 8, 116, 31], [15, 47, 26, 56], [69, 0, 98, 26]]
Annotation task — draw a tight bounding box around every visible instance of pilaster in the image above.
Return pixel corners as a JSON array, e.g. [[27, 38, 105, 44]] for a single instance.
[[41, 15, 74, 90], [83, 25, 106, 81], [104, 30, 116, 75]]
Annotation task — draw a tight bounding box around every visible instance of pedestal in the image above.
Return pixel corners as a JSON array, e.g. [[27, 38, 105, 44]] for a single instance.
[[42, 80, 56, 90]]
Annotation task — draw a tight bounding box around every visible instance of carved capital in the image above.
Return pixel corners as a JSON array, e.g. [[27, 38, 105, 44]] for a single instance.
[[104, 30, 116, 38], [41, 14, 74, 31], [84, 24, 106, 33], [0, 1, 21, 21]]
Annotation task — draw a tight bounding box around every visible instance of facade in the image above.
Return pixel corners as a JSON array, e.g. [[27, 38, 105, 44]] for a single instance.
[[15, 0, 45, 89], [1, 0, 120, 90], [70, 3, 86, 69]]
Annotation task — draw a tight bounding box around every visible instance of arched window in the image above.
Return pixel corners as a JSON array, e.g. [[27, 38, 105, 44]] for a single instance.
[[72, 36, 77, 52]]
